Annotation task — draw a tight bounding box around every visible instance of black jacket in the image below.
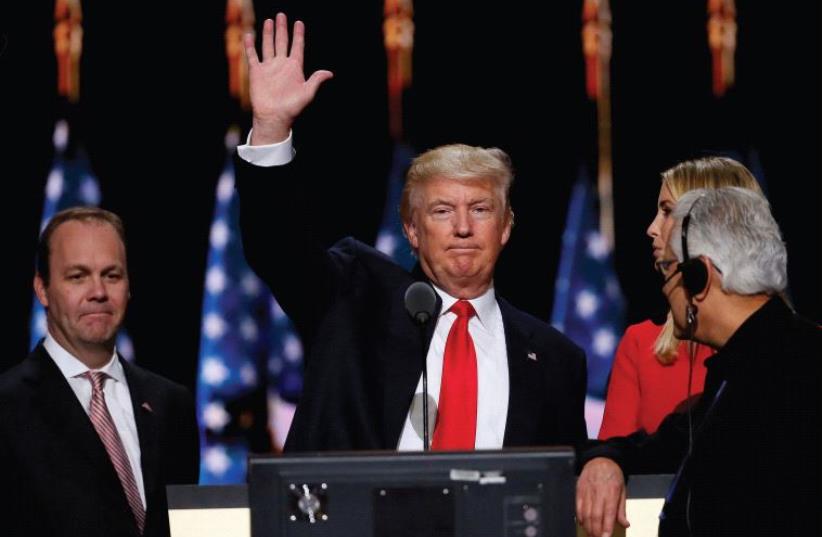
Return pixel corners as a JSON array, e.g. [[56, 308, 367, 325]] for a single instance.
[[580, 298, 821, 536], [0, 345, 199, 537]]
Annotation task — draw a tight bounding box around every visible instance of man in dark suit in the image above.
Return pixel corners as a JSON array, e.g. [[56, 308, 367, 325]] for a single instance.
[[235, 13, 587, 452], [0, 207, 199, 537], [576, 187, 821, 537]]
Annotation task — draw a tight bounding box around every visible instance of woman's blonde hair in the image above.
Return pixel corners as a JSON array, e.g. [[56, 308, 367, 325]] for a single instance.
[[654, 157, 762, 363]]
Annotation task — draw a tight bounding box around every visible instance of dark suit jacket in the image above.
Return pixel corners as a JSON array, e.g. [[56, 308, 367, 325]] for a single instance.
[[580, 298, 821, 536], [0, 344, 200, 537], [235, 155, 588, 452]]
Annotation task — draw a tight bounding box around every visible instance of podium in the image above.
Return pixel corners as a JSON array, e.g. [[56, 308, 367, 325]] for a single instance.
[[248, 448, 576, 537], [168, 451, 672, 537]]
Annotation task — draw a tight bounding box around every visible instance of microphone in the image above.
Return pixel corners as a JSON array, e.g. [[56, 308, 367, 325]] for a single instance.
[[404, 281, 437, 451], [685, 304, 697, 336], [405, 281, 437, 324]]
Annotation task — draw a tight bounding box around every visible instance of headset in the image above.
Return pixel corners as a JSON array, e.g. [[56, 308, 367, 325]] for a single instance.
[[678, 202, 709, 301], [661, 197, 709, 334], [678, 196, 707, 537], [658, 195, 719, 536]]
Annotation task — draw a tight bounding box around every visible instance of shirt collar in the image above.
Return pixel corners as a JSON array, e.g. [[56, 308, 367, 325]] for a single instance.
[[432, 284, 497, 330], [44, 331, 124, 383]]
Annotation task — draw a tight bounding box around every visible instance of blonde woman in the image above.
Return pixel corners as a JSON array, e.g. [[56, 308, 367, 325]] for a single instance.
[[598, 157, 762, 439]]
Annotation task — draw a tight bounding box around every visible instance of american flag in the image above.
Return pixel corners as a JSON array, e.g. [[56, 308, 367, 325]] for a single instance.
[[195, 129, 303, 484], [30, 120, 134, 361], [375, 143, 417, 271], [551, 170, 625, 437]]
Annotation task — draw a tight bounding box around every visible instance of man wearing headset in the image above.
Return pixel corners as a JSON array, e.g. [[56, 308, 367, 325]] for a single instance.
[[575, 187, 820, 537]]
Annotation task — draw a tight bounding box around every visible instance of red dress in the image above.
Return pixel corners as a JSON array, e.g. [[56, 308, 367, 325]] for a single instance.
[[598, 319, 712, 439]]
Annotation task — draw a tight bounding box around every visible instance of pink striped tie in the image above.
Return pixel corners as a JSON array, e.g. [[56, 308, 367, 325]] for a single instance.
[[83, 371, 146, 534]]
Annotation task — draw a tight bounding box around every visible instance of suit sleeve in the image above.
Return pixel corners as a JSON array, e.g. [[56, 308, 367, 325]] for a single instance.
[[234, 154, 345, 343], [598, 326, 642, 439], [579, 390, 694, 476]]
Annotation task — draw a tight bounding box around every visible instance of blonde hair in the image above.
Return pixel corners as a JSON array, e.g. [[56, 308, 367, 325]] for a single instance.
[[400, 144, 514, 224], [654, 157, 762, 363]]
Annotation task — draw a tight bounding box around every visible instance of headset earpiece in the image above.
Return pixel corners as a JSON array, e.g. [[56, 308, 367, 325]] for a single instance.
[[679, 258, 708, 297], [680, 203, 708, 298]]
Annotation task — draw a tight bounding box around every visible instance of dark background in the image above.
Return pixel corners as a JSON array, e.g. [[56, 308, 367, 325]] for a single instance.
[[2, 1, 819, 390]]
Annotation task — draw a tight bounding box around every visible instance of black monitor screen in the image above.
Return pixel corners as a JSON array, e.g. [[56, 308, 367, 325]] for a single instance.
[[248, 448, 576, 537]]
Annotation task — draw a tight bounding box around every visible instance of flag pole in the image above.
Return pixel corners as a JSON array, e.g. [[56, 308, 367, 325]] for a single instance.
[[582, 0, 615, 250]]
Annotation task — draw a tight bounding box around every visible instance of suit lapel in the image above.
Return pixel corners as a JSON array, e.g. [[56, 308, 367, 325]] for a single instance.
[[498, 299, 546, 447], [122, 359, 160, 506], [26, 346, 121, 473]]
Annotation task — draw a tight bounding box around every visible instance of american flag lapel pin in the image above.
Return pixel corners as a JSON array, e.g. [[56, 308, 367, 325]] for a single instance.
[[527, 352, 538, 362], [141, 402, 154, 413]]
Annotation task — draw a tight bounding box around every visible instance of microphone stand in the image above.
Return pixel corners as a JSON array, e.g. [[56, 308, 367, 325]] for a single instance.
[[417, 319, 431, 451], [405, 281, 437, 452]]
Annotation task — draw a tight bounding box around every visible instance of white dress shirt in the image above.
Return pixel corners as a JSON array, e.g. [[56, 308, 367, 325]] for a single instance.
[[397, 286, 510, 450], [238, 133, 512, 449], [44, 333, 146, 508]]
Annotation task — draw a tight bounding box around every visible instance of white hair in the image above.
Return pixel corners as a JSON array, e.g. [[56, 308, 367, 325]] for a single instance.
[[670, 187, 788, 295]]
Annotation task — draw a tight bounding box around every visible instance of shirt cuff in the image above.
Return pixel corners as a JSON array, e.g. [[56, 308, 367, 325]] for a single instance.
[[236, 129, 295, 167]]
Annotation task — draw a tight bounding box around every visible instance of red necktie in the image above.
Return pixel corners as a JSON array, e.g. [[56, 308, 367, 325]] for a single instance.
[[432, 300, 478, 450], [83, 371, 146, 534]]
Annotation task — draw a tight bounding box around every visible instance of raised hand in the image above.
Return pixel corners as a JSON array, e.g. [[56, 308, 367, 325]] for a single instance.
[[244, 13, 334, 145]]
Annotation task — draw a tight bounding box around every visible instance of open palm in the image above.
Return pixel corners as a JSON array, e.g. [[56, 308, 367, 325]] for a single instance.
[[244, 13, 333, 143]]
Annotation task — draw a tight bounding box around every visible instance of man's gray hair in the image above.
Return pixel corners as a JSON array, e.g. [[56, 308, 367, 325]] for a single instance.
[[671, 187, 788, 295]]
